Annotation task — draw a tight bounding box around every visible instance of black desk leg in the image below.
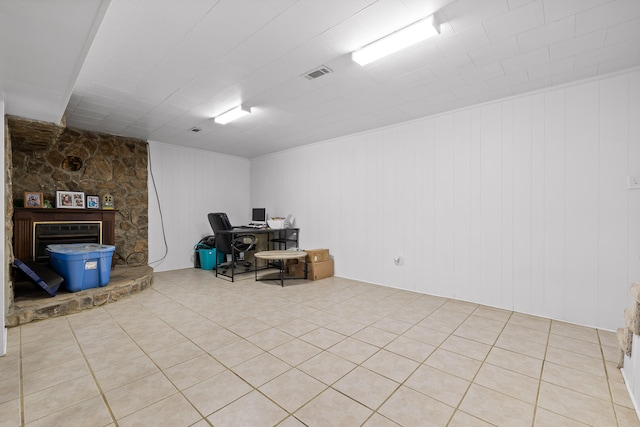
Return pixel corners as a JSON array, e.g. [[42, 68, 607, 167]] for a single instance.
[[280, 259, 284, 287]]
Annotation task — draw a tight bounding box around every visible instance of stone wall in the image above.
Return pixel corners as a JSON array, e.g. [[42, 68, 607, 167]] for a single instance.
[[8, 117, 148, 265], [5, 117, 14, 315]]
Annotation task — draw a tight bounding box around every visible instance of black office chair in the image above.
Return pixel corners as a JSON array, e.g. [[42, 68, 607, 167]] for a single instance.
[[208, 212, 257, 278]]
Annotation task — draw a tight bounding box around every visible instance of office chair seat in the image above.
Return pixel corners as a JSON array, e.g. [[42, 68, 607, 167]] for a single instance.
[[208, 212, 257, 275]]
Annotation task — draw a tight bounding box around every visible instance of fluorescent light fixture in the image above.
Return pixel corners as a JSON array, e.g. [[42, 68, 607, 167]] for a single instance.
[[352, 15, 439, 66], [214, 104, 251, 124]]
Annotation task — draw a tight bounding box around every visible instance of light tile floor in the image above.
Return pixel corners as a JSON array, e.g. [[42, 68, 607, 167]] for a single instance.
[[2, 268, 640, 426]]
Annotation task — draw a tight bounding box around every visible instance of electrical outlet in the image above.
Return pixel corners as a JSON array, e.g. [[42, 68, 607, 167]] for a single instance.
[[629, 176, 640, 190]]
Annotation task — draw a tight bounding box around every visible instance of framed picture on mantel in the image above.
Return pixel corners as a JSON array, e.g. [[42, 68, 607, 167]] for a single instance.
[[56, 191, 85, 209], [86, 195, 100, 209], [24, 192, 43, 208]]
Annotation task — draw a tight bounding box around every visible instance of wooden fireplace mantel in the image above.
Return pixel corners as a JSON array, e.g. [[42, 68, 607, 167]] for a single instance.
[[13, 208, 117, 261]]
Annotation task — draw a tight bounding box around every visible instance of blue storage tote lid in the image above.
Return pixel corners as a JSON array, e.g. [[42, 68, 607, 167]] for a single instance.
[[47, 243, 115, 254]]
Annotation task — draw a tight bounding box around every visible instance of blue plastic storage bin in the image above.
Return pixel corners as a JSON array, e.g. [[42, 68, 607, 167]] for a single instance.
[[47, 244, 115, 292], [198, 248, 225, 270]]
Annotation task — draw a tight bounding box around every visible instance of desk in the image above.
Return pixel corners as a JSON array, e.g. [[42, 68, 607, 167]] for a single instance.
[[254, 250, 307, 286], [214, 227, 300, 282]]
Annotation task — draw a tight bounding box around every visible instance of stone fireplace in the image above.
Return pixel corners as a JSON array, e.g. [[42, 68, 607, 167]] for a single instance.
[[5, 115, 150, 318]]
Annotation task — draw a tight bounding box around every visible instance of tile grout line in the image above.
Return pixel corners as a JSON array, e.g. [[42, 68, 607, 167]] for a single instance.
[[19, 326, 25, 427], [64, 312, 121, 427]]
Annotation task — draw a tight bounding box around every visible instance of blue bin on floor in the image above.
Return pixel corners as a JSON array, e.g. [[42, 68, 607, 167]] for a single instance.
[[198, 247, 225, 270], [47, 244, 115, 292]]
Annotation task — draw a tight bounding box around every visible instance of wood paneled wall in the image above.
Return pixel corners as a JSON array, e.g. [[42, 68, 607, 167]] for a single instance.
[[147, 141, 251, 272], [251, 70, 640, 331]]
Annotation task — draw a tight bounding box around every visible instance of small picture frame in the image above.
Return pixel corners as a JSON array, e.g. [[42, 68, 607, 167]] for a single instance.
[[86, 195, 100, 209], [24, 192, 43, 208], [56, 191, 85, 209]]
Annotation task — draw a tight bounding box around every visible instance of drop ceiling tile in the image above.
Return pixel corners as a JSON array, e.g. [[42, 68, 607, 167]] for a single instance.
[[91, 71, 139, 94], [389, 67, 439, 89], [261, 0, 298, 13], [575, 0, 640, 36], [468, 37, 519, 67], [199, 1, 282, 57], [516, 16, 576, 53], [605, 17, 640, 45], [150, 102, 188, 118], [110, 27, 173, 70], [315, 16, 367, 54], [574, 40, 632, 69], [507, 0, 536, 9], [452, 80, 492, 98], [486, 69, 529, 90], [403, 0, 458, 16], [128, 0, 214, 40], [550, 65, 598, 85], [441, 0, 509, 32], [526, 57, 574, 80], [460, 62, 505, 84], [597, 52, 640, 75], [351, 0, 416, 42], [501, 47, 549, 74], [429, 54, 476, 79], [99, 59, 148, 84], [164, 93, 202, 111], [296, 0, 382, 29], [476, 87, 514, 102], [394, 43, 445, 71], [482, 1, 544, 42], [549, 30, 607, 61], [511, 75, 552, 94], [435, 24, 491, 58], [71, 107, 109, 120], [78, 95, 120, 111], [398, 75, 467, 101], [542, 0, 612, 23]]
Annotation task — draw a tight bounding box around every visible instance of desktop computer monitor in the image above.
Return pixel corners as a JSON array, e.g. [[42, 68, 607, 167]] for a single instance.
[[251, 208, 266, 224]]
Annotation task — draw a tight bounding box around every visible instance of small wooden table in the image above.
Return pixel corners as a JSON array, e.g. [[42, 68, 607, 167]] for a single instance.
[[253, 250, 307, 287]]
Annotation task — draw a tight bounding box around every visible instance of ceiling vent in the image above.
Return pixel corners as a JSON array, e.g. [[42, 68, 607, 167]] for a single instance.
[[303, 66, 333, 80]]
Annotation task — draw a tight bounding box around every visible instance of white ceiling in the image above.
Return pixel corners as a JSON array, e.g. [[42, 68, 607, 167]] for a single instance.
[[2, 0, 640, 158]]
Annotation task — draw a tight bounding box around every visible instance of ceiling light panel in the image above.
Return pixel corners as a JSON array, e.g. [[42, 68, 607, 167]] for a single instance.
[[214, 105, 252, 124], [352, 15, 440, 66]]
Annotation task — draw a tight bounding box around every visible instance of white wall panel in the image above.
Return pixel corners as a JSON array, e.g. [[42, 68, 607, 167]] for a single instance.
[[501, 100, 515, 310], [468, 110, 483, 304], [453, 110, 472, 301], [512, 96, 533, 314], [418, 121, 436, 294], [629, 71, 640, 299], [433, 115, 456, 298], [529, 93, 547, 316], [599, 74, 633, 328], [148, 141, 250, 272], [479, 104, 504, 307], [250, 69, 640, 330], [543, 90, 566, 319], [564, 82, 599, 326]]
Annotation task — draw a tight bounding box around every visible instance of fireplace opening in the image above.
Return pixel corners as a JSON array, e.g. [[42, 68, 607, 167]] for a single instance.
[[33, 221, 102, 262]]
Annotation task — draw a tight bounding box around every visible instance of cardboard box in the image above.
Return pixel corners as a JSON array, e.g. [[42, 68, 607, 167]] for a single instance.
[[307, 259, 334, 281], [305, 248, 330, 263], [288, 262, 307, 278]]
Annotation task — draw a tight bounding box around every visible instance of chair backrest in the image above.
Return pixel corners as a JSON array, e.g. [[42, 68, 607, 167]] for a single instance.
[[208, 212, 233, 254]]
